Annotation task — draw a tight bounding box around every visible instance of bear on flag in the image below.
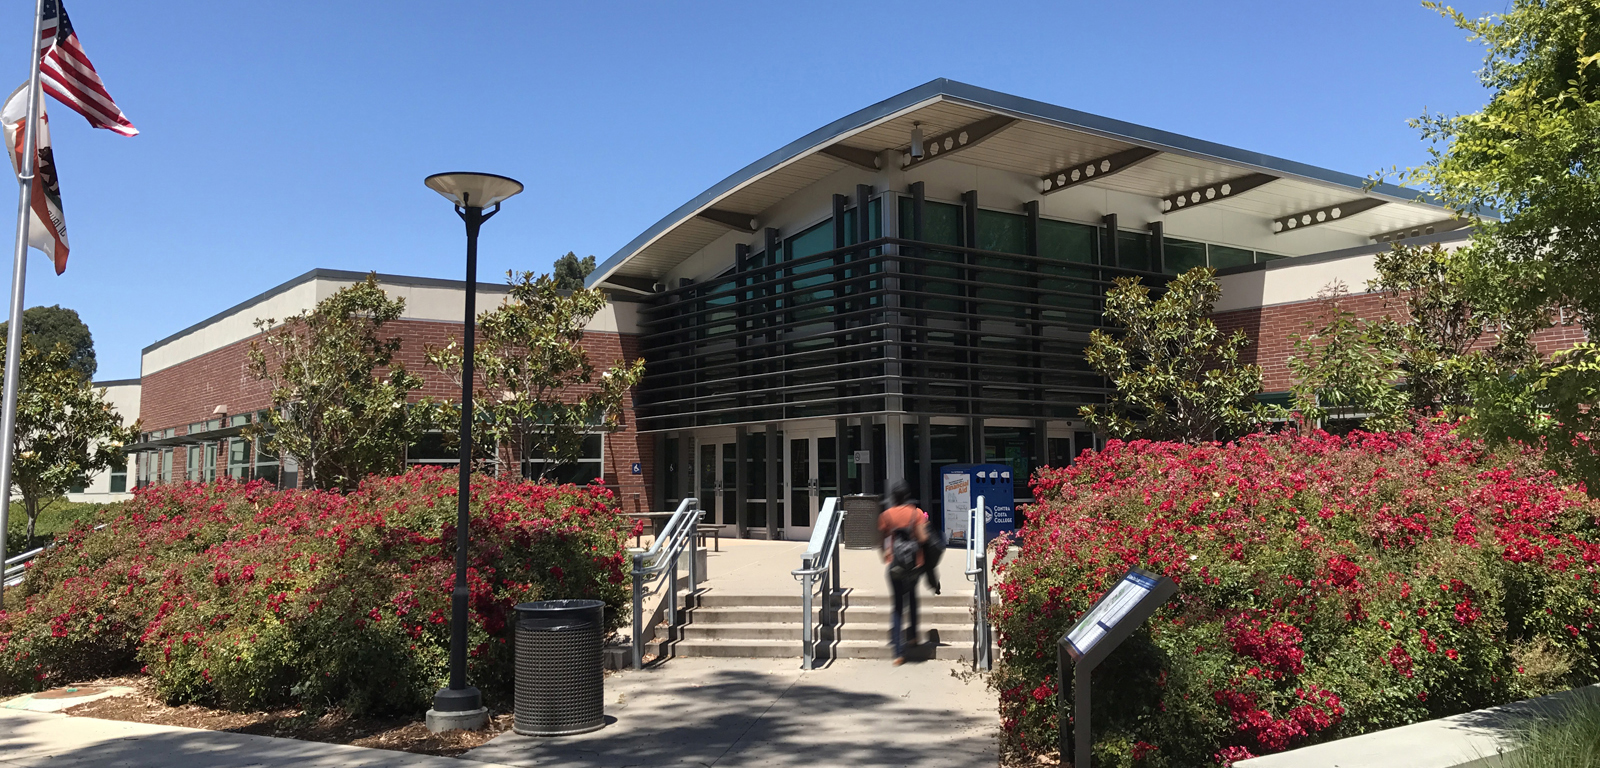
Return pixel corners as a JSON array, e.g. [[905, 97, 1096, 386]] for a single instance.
[[4, 84, 69, 275]]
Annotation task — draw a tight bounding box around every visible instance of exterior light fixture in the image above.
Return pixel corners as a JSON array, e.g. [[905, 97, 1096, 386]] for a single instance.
[[421, 171, 523, 734], [909, 121, 925, 160]]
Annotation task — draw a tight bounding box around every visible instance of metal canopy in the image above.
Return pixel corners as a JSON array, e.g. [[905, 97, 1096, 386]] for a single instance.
[[590, 78, 1486, 291]]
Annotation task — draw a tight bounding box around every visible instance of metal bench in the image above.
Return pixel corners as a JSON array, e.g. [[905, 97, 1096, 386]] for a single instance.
[[696, 524, 720, 552]]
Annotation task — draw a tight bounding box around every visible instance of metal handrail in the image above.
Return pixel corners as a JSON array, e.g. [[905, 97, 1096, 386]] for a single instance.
[[631, 497, 703, 670], [2, 546, 44, 587], [790, 497, 844, 670], [965, 495, 992, 671]]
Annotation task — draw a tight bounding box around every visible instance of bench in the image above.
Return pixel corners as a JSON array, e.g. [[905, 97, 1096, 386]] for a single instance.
[[696, 524, 721, 552]]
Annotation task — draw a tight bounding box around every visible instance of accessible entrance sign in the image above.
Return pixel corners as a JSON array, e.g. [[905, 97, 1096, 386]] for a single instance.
[[1058, 568, 1176, 767]]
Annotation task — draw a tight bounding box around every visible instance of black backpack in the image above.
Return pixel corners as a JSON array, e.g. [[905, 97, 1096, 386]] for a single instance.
[[889, 526, 920, 582]]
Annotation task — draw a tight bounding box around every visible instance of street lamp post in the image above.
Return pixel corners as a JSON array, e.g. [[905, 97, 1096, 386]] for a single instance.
[[422, 172, 523, 733]]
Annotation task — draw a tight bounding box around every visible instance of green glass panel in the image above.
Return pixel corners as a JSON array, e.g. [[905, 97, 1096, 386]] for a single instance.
[[1164, 239, 1207, 275], [1038, 219, 1096, 265], [1117, 231, 1153, 272], [1257, 251, 1287, 263], [976, 209, 1027, 255], [1209, 245, 1254, 270]]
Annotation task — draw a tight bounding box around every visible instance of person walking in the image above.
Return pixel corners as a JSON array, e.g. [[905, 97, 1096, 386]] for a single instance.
[[878, 480, 928, 666]]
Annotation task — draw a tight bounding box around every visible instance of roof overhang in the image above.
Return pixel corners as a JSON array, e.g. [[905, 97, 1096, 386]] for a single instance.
[[589, 78, 1487, 291]]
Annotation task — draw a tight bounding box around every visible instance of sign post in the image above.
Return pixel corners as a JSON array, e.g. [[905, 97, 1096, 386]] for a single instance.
[[1057, 568, 1177, 767]]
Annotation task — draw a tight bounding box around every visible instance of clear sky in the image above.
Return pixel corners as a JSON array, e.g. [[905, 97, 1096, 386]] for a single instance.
[[9, 0, 1501, 381]]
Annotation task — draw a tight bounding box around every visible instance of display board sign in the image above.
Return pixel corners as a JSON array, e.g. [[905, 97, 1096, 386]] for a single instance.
[[1058, 567, 1178, 768], [1064, 570, 1159, 658], [941, 471, 970, 542]]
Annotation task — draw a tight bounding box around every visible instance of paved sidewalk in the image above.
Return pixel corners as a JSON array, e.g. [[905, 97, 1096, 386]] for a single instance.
[[0, 708, 519, 768], [464, 657, 997, 768]]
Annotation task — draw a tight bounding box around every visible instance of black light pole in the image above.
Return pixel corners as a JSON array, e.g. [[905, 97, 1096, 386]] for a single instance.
[[422, 172, 523, 733]]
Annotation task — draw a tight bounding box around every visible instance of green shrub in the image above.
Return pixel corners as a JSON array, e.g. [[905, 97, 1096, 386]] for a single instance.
[[992, 422, 1600, 767], [0, 468, 635, 714]]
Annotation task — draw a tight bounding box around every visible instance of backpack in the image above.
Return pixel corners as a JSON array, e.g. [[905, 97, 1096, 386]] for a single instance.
[[888, 526, 920, 582]]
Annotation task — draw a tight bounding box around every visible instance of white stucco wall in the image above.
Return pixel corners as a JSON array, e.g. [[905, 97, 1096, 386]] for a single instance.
[[66, 380, 141, 503]]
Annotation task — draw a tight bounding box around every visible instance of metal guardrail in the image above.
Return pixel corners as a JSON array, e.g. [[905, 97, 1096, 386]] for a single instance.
[[965, 494, 992, 671], [630, 497, 703, 670], [3, 546, 44, 587], [790, 497, 844, 670]]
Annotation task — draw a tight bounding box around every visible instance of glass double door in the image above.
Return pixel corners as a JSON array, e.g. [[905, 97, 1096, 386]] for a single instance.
[[694, 426, 838, 540]]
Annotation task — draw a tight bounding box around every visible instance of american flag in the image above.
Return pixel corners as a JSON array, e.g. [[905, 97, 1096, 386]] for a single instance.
[[37, 0, 136, 137]]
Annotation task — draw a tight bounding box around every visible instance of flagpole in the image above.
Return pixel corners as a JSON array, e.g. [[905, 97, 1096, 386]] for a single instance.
[[0, 0, 47, 605]]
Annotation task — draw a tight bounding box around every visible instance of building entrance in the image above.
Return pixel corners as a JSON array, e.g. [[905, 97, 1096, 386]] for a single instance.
[[690, 423, 840, 540]]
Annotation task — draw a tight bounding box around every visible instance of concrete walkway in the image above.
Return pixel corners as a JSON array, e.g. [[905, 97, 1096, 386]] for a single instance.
[[465, 658, 997, 768], [0, 708, 522, 768]]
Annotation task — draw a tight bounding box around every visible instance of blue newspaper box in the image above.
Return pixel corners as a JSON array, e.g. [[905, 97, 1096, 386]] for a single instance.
[[939, 463, 1015, 544]]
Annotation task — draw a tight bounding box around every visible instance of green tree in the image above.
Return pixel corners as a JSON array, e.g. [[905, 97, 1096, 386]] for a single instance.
[[1287, 283, 1409, 432], [1080, 267, 1277, 443], [4, 337, 136, 545], [552, 252, 596, 291], [427, 271, 643, 480], [246, 274, 436, 491], [0, 305, 95, 380], [1405, 1, 1600, 488]]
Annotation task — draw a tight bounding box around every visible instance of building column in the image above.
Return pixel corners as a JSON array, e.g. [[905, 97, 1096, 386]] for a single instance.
[[970, 416, 985, 466], [917, 414, 933, 529], [653, 432, 667, 512], [885, 413, 906, 491], [860, 416, 876, 497], [765, 423, 779, 540], [735, 426, 748, 538], [835, 417, 849, 497]]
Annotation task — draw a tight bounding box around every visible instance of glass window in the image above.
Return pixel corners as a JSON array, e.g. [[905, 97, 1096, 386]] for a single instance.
[[903, 423, 972, 533], [204, 442, 218, 483], [186, 446, 201, 482], [983, 427, 1037, 502], [1163, 238, 1207, 275], [1208, 244, 1254, 270], [1256, 251, 1287, 263], [228, 438, 250, 480], [229, 414, 250, 428], [160, 449, 173, 484], [523, 433, 604, 485], [406, 432, 457, 468], [976, 209, 1027, 255], [109, 466, 127, 493], [1116, 231, 1154, 272]]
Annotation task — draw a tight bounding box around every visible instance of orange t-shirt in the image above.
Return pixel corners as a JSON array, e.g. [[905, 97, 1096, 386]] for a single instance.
[[878, 504, 927, 568]]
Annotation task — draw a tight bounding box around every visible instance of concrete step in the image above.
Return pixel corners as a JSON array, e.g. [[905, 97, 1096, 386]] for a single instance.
[[692, 591, 976, 609], [686, 605, 974, 625], [677, 622, 975, 643], [667, 637, 980, 661]]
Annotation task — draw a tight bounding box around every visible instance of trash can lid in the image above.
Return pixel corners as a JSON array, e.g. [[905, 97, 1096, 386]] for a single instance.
[[515, 599, 605, 622]]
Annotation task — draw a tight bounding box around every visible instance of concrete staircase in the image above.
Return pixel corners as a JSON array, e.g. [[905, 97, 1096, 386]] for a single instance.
[[662, 589, 981, 662]]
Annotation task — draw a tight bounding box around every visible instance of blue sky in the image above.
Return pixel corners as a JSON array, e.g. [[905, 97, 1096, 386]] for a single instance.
[[11, 0, 1500, 381]]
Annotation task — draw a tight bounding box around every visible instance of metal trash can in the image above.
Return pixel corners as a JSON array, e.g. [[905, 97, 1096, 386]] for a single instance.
[[840, 494, 882, 549], [514, 599, 605, 736]]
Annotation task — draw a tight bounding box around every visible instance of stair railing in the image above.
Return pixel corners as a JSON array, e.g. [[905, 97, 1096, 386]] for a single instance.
[[790, 496, 844, 670], [2, 546, 44, 588], [631, 497, 703, 670], [965, 494, 992, 671]]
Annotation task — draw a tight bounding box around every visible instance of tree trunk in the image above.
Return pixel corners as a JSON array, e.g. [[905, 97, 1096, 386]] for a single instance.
[[24, 494, 37, 548]]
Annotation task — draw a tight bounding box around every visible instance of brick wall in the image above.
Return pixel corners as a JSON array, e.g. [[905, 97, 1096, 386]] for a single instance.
[[140, 319, 650, 508], [1213, 291, 1589, 392]]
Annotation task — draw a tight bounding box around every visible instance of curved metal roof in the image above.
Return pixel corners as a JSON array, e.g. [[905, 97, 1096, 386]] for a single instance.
[[590, 78, 1470, 289]]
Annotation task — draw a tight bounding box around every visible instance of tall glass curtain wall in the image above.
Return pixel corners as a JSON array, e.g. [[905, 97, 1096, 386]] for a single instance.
[[635, 193, 1177, 442]]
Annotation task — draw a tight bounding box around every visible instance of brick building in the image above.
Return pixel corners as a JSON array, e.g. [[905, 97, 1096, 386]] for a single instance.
[[86, 80, 1586, 534], [115, 270, 653, 514]]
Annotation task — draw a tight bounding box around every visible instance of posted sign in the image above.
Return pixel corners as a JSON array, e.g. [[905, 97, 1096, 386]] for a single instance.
[[1063, 569, 1161, 658]]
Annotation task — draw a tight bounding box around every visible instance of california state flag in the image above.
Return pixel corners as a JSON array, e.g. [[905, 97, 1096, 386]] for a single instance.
[[3, 84, 68, 275]]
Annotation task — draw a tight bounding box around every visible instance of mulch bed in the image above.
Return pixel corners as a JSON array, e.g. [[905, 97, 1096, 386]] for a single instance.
[[56, 676, 513, 757]]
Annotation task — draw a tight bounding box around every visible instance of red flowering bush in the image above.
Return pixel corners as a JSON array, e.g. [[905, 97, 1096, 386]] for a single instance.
[[991, 423, 1600, 767], [0, 467, 635, 715]]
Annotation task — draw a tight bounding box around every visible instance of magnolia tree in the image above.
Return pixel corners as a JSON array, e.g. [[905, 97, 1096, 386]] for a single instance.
[[4, 337, 137, 545], [247, 275, 438, 491], [1397, 0, 1600, 487], [1287, 283, 1408, 432], [428, 271, 643, 480], [1080, 267, 1278, 442]]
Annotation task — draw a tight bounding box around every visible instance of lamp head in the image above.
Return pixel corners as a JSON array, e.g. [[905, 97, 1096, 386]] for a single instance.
[[909, 122, 925, 161], [424, 172, 524, 209]]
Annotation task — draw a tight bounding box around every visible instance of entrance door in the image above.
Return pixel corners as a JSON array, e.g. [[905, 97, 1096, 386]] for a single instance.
[[692, 429, 736, 529], [784, 426, 838, 540]]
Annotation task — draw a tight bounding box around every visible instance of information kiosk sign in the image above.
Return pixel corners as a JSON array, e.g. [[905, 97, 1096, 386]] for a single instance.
[[1057, 568, 1176, 767]]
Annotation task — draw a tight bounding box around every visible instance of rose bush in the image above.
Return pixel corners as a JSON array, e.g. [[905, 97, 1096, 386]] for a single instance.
[[0, 467, 635, 715], [992, 422, 1600, 767]]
